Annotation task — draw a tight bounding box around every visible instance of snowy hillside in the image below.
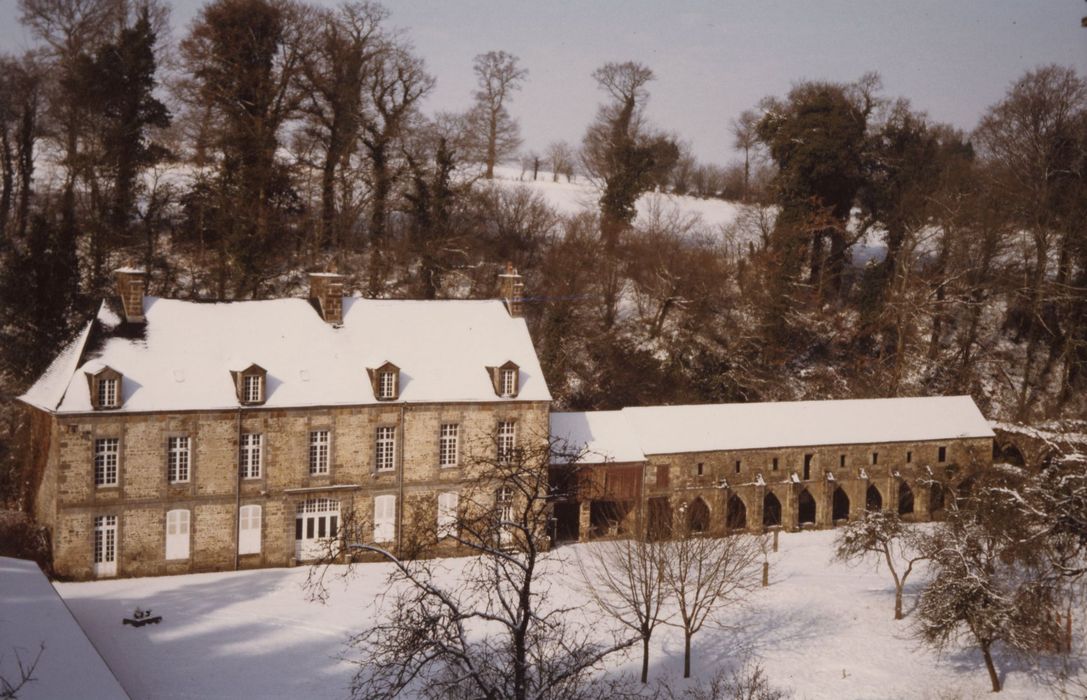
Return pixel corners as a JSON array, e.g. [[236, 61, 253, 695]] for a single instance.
[[55, 530, 1058, 699]]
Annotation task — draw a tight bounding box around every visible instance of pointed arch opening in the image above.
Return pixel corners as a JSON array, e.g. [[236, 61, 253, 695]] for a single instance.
[[898, 481, 915, 516], [726, 494, 747, 531], [687, 497, 710, 534], [832, 487, 850, 522], [930, 482, 946, 513], [797, 489, 816, 526], [866, 484, 883, 512], [763, 492, 782, 528]]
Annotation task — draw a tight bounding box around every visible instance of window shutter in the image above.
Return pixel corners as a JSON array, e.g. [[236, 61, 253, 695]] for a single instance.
[[165, 509, 190, 560], [437, 492, 459, 538], [239, 505, 262, 555], [374, 495, 396, 542]]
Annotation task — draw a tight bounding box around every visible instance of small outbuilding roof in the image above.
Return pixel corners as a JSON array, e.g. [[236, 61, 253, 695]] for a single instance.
[[551, 396, 993, 463], [21, 296, 550, 414], [550, 410, 647, 464]]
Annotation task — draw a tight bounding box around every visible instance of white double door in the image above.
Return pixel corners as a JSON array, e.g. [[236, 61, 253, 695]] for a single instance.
[[295, 499, 340, 561]]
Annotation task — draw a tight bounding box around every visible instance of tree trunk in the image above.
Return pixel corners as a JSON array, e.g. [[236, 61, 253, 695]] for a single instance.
[[683, 630, 692, 678], [640, 635, 650, 683], [981, 642, 1001, 692], [894, 585, 903, 620]]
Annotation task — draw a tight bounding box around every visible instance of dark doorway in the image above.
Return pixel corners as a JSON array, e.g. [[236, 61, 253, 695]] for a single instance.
[[688, 497, 710, 533], [797, 489, 816, 525], [898, 482, 915, 516], [866, 484, 883, 512], [832, 487, 850, 522], [726, 495, 747, 530], [553, 502, 579, 543], [955, 477, 975, 504], [930, 482, 945, 513], [763, 492, 782, 527], [647, 497, 672, 541]]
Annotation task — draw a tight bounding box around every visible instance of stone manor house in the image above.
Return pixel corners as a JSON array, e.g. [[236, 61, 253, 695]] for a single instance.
[[19, 269, 994, 580]]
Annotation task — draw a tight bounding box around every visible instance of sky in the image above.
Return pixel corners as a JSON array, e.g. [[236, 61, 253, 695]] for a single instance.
[[2, 0, 1084, 164]]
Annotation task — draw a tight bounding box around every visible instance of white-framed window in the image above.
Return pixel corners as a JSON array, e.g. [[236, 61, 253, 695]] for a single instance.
[[295, 499, 339, 561], [437, 491, 459, 539], [375, 426, 396, 472], [374, 494, 396, 542], [309, 430, 330, 475], [439, 424, 459, 468], [98, 378, 118, 408], [495, 486, 514, 545], [93, 515, 117, 577], [379, 371, 396, 399], [239, 505, 262, 555], [94, 438, 119, 487], [168, 436, 191, 483], [243, 374, 263, 403], [165, 509, 190, 560], [497, 421, 516, 464], [240, 433, 263, 479], [501, 368, 517, 397]]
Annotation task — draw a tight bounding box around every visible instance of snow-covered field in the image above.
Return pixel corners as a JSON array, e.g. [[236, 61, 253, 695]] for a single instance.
[[56, 530, 1056, 700]]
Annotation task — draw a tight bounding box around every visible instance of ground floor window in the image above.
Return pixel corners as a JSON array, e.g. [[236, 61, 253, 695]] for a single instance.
[[295, 498, 340, 561], [94, 515, 117, 577], [239, 505, 262, 555], [165, 509, 190, 560], [374, 495, 396, 543], [437, 492, 458, 539]]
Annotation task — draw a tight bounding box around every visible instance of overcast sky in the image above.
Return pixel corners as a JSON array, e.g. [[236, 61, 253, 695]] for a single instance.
[[2, 1, 1084, 163]]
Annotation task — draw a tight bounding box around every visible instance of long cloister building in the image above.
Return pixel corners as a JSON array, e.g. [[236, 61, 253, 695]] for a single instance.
[[20, 269, 993, 579]]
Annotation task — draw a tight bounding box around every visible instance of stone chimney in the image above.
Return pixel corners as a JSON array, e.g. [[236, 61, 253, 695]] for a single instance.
[[498, 262, 524, 317], [114, 267, 147, 323], [308, 272, 345, 325]]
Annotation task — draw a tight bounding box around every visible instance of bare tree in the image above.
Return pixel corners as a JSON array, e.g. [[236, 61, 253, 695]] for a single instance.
[[657, 661, 792, 700], [467, 50, 527, 179], [305, 430, 636, 700], [834, 510, 928, 620], [730, 109, 759, 202], [577, 536, 670, 684], [545, 140, 575, 182], [0, 643, 43, 699], [661, 525, 764, 679]]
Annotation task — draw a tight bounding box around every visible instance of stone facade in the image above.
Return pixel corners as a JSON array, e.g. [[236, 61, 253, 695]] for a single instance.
[[36, 400, 549, 579]]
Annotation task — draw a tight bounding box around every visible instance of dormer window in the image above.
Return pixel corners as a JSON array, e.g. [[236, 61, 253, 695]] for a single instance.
[[488, 361, 520, 398], [231, 364, 268, 405], [367, 362, 400, 401], [87, 367, 123, 410], [243, 374, 263, 403]]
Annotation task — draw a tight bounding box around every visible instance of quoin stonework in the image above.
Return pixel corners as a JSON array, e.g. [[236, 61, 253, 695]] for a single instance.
[[20, 269, 993, 580]]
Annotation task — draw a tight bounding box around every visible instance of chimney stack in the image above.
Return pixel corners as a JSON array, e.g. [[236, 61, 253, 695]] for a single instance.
[[308, 272, 345, 325], [114, 267, 147, 323], [498, 262, 524, 317]]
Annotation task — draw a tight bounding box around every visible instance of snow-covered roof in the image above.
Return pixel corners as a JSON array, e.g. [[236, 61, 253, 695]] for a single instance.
[[550, 411, 646, 464], [21, 296, 550, 414], [0, 557, 130, 699], [552, 396, 993, 462]]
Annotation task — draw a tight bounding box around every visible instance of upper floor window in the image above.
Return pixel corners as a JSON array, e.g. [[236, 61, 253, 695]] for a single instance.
[[439, 424, 459, 468], [94, 438, 119, 487], [906, 450, 913, 464], [232, 364, 267, 405], [376, 426, 396, 472], [241, 433, 263, 479], [488, 362, 520, 398], [497, 421, 516, 464], [168, 436, 191, 483], [87, 367, 123, 410], [938, 446, 947, 463], [871, 452, 879, 466], [368, 362, 400, 401], [771, 457, 779, 471], [309, 430, 330, 475]]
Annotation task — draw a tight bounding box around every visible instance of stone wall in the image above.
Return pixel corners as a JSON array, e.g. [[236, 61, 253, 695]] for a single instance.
[[46, 400, 549, 579]]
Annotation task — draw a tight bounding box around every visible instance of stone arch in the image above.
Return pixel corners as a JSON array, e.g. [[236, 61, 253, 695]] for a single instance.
[[725, 494, 747, 531], [688, 497, 710, 533], [930, 482, 946, 514], [866, 484, 883, 512], [898, 481, 915, 516], [999, 442, 1025, 467], [763, 492, 782, 528], [832, 486, 850, 521], [797, 489, 816, 526]]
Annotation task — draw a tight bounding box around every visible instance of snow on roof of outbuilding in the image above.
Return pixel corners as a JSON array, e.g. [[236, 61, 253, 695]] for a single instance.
[[0, 557, 130, 699], [20, 296, 550, 414], [552, 396, 993, 463], [550, 411, 646, 464]]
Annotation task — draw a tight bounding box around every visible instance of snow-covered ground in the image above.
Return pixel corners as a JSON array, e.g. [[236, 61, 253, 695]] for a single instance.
[[55, 530, 1058, 700]]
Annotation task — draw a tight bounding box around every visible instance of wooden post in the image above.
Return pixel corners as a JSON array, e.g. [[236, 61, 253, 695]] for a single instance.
[[762, 561, 769, 587]]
